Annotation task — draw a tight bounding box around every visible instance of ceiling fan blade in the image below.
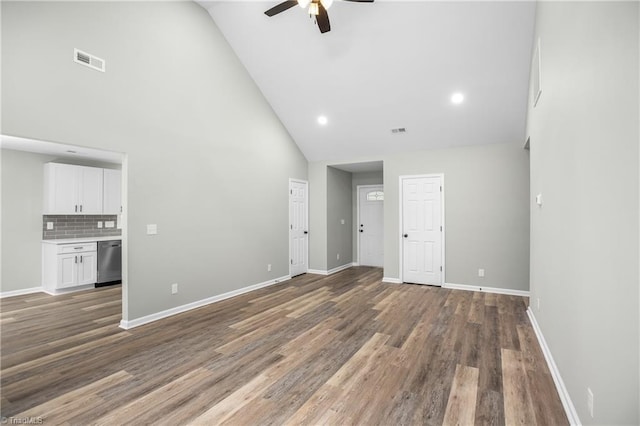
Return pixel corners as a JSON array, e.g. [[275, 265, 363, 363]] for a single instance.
[[265, 1, 299, 17], [317, 3, 331, 33]]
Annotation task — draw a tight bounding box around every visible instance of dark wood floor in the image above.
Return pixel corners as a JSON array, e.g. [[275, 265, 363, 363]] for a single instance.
[[0, 267, 567, 425]]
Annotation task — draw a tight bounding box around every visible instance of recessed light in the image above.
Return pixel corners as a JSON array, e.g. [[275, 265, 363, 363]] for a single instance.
[[317, 115, 328, 125], [451, 93, 464, 104]]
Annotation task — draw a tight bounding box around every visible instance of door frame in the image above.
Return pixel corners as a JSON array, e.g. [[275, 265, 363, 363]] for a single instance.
[[398, 174, 446, 285], [289, 178, 309, 277], [356, 184, 384, 266]]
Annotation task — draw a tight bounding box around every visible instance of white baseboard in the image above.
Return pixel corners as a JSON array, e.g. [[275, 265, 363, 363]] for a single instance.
[[351, 262, 360, 266], [443, 282, 530, 297], [382, 277, 402, 284], [527, 307, 581, 425], [308, 263, 354, 276], [328, 263, 354, 275], [0, 286, 44, 298], [119, 275, 290, 330], [42, 284, 96, 296]]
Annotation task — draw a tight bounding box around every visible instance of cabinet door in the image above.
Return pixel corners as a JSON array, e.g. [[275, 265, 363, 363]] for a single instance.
[[103, 169, 122, 214], [57, 253, 79, 288], [78, 166, 103, 214], [44, 163, 79, 214], [77, 251, 97, 285]]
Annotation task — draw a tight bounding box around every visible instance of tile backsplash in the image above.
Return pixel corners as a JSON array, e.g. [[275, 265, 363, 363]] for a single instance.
[[43, 215, 122, 240]]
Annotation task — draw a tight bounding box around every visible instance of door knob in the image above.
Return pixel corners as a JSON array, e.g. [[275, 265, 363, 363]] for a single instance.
[[403, 234, 408, 238], [304, 231, 308, 234], [360, 230, 363, 233]]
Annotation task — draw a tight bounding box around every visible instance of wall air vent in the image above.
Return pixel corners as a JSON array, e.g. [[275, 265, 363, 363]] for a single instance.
[[74, 48, 105, 72], [391, 128, 407, 134]]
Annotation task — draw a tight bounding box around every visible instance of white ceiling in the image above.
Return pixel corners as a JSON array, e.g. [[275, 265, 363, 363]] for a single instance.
[[198, 0, 536, 163]]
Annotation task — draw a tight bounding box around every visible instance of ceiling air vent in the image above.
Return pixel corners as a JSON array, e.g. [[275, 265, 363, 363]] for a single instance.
[[74, 48, 105, 72], [391, 128, 407, 134]]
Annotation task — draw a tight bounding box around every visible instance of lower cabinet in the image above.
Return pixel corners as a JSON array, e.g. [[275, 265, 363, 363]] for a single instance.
[[43, 242, 97, 293]]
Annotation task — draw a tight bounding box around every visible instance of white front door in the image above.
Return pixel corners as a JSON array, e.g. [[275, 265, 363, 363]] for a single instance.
[[290, 179, 308, 277], [358, 185, 384, 267], [401, 175, 443, 285]]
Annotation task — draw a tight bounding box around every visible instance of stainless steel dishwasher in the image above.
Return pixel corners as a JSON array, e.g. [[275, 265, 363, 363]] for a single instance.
[[97, 240, 122, 286]]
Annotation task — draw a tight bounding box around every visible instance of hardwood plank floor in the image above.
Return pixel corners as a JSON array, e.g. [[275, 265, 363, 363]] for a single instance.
[[0, 267, 567, 425]]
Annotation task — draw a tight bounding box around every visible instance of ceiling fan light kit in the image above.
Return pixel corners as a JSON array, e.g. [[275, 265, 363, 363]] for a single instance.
[[265, 0, 374, 34]]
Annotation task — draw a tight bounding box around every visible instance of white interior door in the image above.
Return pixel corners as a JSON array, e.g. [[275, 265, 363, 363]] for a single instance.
[[358, 185, 384, 267], [290, 179, 308, 277], [401, 176, 443, 285]]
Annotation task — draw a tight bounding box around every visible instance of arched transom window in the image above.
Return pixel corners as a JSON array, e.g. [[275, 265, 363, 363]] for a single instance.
[[366, 190, 384, 201]]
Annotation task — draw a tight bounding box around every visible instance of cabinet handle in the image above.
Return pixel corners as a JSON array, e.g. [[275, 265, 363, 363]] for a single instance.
[[75, 205, 78, 212], [80, 205, 83, 212], [80, 255, 83, 263], [75, 256, 78, 264]]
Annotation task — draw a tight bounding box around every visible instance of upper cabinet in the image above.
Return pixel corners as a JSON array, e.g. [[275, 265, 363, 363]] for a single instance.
[[44, 163, 120, 215], [103, 169, 122, 214]]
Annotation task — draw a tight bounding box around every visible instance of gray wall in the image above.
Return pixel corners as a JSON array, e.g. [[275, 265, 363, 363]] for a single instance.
[[1, 150, 52, 292], [326, 167, 353, 270], [309, 142, 530, 291], [0, 148, 120, 293], [308, 162, 327, 271], [384, 143, 530, 289], [527, 2, 639, 424], [1, 1, 307, 320], [352, 171, 383, 262]]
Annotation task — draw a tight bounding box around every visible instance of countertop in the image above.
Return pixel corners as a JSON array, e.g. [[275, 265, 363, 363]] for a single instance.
[[42, 236, 122, 245]]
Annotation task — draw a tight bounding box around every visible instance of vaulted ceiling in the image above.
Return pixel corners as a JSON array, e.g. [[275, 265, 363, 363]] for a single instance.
[[197, 1, 536, 163]]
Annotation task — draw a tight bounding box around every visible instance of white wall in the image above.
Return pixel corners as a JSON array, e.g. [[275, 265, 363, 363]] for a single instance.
[[527, 2, 639, 423], [1, 1, 307, 321]]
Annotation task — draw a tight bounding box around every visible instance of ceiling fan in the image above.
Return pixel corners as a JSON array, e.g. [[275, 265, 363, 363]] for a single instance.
[[264, 0, 374, 34]]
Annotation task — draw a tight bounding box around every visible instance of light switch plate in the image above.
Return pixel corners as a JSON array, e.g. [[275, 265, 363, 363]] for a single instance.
[[147, 224, 158, 235], [46, 222, 54, 230], [97, 221, 103, 229]]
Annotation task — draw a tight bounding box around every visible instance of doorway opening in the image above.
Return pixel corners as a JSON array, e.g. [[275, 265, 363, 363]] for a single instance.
[[0, 134, 128, 322], [357, 184, 384, 267]]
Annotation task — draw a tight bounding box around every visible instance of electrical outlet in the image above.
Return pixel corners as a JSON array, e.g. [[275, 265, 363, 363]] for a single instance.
[[46, 222, 54, 230], [267, 264, 272, 272], [105, 221, 115, 228], [171, 283, 178, 294], [97, 221, 103, 229], [340, 219, 345, 225], [337, 253, 340, 260], [478, 268, 485, 278], [587, 387, 594, 418], [147, 224, 158, 235]]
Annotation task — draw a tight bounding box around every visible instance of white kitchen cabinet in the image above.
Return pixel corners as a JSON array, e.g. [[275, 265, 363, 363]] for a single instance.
[[77, 251, 97, 285], [78, 166, 103, 214], [43, 242, 97, 293], [44, 163, 103, 214], [103, 169, 122, 214]]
